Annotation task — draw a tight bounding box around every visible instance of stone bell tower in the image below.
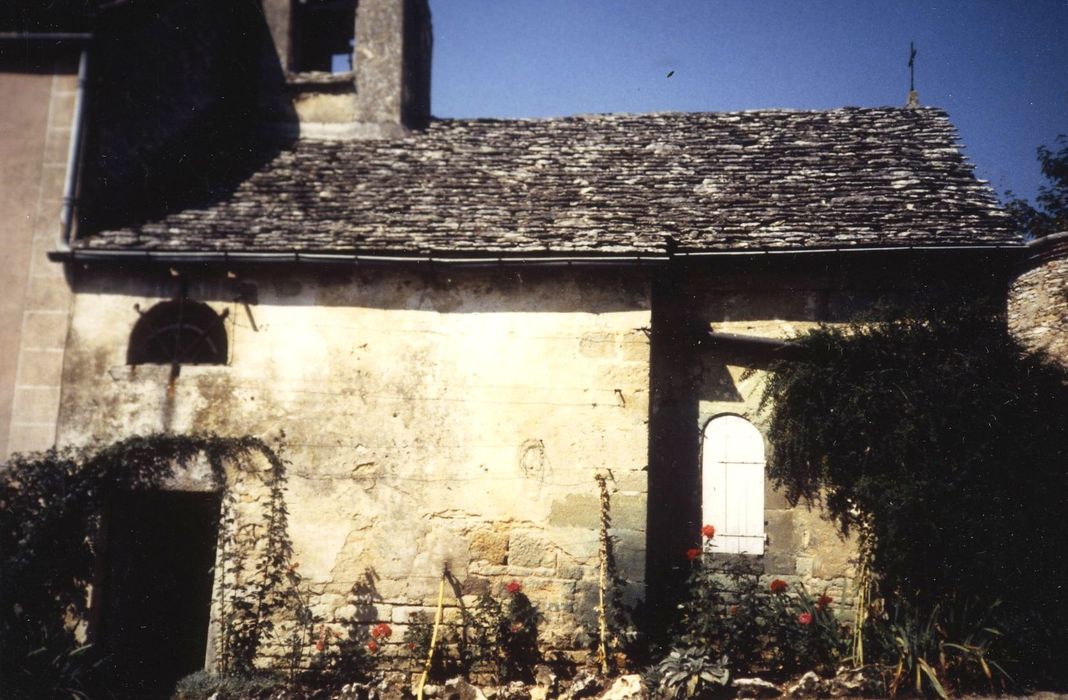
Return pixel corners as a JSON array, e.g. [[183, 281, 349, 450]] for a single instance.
[[260, 0, 432, 138]]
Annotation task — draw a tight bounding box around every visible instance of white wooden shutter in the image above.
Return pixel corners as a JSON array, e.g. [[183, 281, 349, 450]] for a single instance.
[[702, 415, 765, 554]]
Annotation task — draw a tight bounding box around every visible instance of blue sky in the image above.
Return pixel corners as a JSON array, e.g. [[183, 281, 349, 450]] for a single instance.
[[430, 0, 1067, 204]]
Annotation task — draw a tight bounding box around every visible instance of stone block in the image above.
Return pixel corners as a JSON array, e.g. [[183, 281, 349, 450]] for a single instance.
[[30, 249, 65, 279], [508, 531, 556, 569], [35, 163, 70, 206], [7, 423, 56, 455], [469, 528, 508, 565], [42, 129, 73, 166], [548, 494, 599, 528], [813, 547, 856, 580], [22, 310, 69, 349], [611, 528, 645, 580], [554, 561, 587, 580], [764, 481, 792, 510], [578, 331, 615, 358], [763, 552, 796, 576], [450, 575, 483, 598], [12, 385, 61, 424], [15, 349, 64, 386], [763, 510, 797, 554], [619, 332, 649, 362], [609, 495, 646, 531], [391, 606, 426, 624], [24, 276, 70, 312]]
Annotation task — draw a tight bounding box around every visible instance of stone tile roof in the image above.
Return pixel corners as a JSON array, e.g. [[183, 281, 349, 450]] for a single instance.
[[79, 107, 1019, 255]]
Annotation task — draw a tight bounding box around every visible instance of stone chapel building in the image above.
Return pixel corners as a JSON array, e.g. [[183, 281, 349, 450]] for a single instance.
[[2, 0, 1064, 690]]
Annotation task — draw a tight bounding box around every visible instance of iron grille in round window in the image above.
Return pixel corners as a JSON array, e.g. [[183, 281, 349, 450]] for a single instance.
[[127, 300, 228, 366]]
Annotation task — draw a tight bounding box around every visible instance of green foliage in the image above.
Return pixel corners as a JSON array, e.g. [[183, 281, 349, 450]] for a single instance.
[[0, 433, 299, 698], [671, 551, 847, 678], [646, 646, 729, 699], [486, 585, 542, 682], [173, 670, 286, 700], [404, 610, 472, 681], [757, 304, 1068, 684], [863, 597, 1011, 698], [404, 582, 543, 684], [1005, 134, 1068, 238]]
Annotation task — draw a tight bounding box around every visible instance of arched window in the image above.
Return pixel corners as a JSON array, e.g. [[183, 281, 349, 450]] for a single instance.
[[702, 415, 766, 555], [127, 300, 228, 366]]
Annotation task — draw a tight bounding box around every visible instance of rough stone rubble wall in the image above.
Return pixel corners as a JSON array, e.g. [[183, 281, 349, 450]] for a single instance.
[[57, 267, 652, 661], [1008, 234, 1068, 368], [688, 269, 861, 607]]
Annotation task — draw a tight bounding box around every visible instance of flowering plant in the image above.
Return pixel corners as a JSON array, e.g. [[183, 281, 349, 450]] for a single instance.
[[670, 555, 847, 679]]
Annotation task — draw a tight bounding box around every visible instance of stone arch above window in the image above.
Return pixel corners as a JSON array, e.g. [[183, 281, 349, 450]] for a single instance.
[[127, 300, 228, 366], [702, 414, 766, 555]]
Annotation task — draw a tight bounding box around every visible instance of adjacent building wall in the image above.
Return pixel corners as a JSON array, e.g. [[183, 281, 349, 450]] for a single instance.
[[647, 251, 1015, 613], [56, 265, 652, 657], [1009, 232, 1068, 368], [0, 50, 79, 457]]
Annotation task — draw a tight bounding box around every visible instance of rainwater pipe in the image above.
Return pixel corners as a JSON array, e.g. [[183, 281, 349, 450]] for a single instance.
[[58, 47, 89, 252]]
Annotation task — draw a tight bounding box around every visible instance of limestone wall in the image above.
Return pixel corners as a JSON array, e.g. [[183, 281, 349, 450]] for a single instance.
[[679, 254, 1009, 606], [56, 265, 651, 657], [1008, 232, 1068, 368], [0, 56, 79, 457]]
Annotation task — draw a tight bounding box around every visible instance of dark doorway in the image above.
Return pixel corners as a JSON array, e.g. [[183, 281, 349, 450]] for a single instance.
[[98, 490, 221, 698]]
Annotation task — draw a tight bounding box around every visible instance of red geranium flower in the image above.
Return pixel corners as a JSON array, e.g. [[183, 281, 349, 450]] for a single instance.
[[798, 612, 813, 625], [686, 548, 701, 561], [769, 578, 788, 594], [315, 639, 326, 652], [728, 605, 739, 616], [371, 622, 392, 639], [506, 580, 522, 595], [701, 524, 716, 539], [366, 640, 379, 653], [817, 594, 833, 610]]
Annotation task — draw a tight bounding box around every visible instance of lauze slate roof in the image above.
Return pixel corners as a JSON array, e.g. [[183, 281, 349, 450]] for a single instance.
[[79, 107, 1019, 256]]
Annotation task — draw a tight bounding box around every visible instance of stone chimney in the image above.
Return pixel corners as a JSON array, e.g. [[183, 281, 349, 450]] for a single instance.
[[259, 0, 432, 138], [355, 0, 432, 130]]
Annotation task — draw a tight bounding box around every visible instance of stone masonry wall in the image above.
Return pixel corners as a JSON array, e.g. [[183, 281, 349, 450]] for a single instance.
[[683, 255, 1007, 608], [1008, 232, 1068, 368], [0, 60, 79, 457], [56, 265, 651, 663]]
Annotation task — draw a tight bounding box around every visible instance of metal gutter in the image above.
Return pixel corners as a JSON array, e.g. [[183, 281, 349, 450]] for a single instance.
[[48, 248, 673, 267], [675, 243, 1024, 257], [0, 33, 93, 42], [58, 49, 89, 251], [50, 242, 1023, 267]]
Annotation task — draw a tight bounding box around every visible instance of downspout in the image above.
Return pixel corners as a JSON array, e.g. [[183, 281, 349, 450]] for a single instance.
[[57, 48, 89, 252]]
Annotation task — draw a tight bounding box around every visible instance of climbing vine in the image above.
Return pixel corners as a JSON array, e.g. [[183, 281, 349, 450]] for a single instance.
[[0, 432, 299, 696]]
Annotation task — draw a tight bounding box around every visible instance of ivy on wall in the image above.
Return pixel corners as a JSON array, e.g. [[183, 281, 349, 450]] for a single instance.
[[0, 433, 298, 696], [755, 302, 1068, 684]]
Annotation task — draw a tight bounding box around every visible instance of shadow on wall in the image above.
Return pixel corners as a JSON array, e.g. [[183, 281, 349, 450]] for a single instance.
[[79, 0, 297, 234], [67, 264, 654, 316]]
